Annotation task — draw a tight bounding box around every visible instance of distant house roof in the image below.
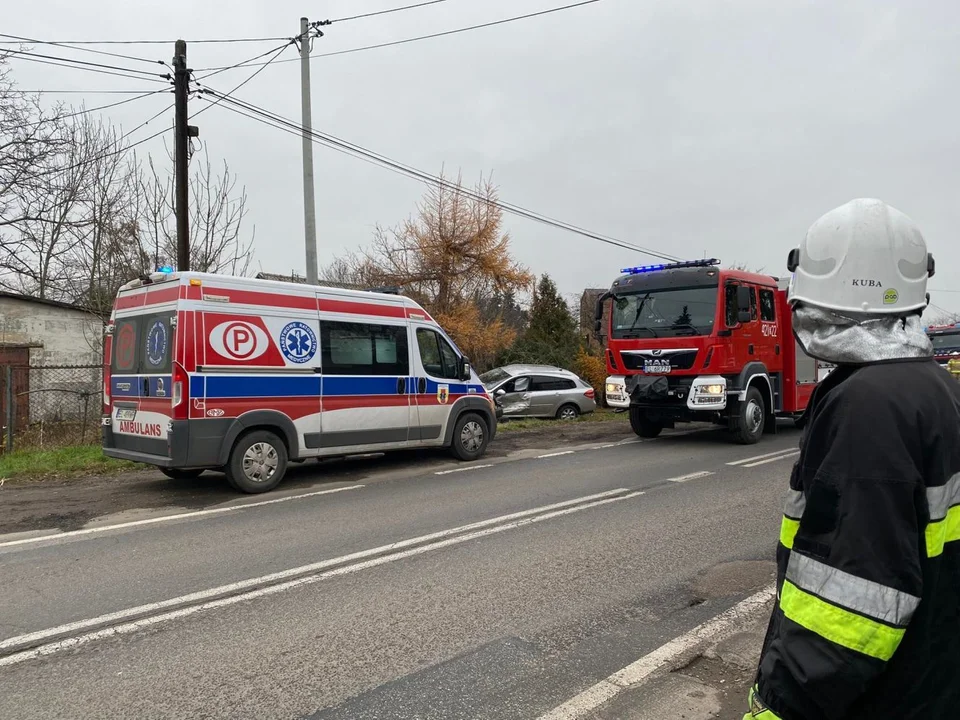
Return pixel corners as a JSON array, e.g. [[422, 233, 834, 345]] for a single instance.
[[0, 290, 97, 315], [255, 271, 364, 291]]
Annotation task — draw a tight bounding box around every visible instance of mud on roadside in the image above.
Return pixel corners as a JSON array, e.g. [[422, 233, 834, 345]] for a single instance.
[[0, 419, 639, 536]]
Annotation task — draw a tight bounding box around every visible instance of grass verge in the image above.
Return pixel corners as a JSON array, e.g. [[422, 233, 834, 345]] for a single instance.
[[0, 445, 136, 482], [498, 409, 629, 432]]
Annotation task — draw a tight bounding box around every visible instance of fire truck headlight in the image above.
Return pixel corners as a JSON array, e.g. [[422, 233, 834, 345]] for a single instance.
[[699, 384, 724, 396], [605, 382, 621, 394]]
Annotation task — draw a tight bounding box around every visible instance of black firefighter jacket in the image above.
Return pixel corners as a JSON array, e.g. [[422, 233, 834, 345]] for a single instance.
[[750, 358, 960, 720]]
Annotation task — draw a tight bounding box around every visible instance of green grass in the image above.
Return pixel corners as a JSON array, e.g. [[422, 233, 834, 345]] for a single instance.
[[497, 409, 629, 432], [0, 445, 137, 481]]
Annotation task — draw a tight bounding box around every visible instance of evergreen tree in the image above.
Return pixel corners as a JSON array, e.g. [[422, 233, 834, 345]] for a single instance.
[[503, 274, 579, 368]]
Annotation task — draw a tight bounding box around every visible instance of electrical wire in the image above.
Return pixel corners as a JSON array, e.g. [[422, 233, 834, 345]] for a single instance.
[[0, 32, 163, 66], [191, 44, 291, 117], [21, 88, 171, 128], [198, 0, 603, 71], [1, 48, 168, 78], [331, 0, 449, 23], [2, 49, 172, 84], [192, 38, 295, 81], [200, 89, 680, 261]]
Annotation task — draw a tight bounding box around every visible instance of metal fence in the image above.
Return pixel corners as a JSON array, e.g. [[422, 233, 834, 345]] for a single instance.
[[0, 364, 103, 453]]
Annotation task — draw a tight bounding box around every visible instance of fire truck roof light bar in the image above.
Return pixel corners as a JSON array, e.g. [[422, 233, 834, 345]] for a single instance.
[[621, 258, 721, 275]]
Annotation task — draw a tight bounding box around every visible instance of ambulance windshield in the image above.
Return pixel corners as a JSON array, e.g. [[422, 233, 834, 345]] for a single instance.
[[611, 286, 718, 339]]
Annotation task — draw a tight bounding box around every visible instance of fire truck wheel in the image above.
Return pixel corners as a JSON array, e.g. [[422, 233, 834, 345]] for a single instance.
[[159, 468, 204, 481], [226, 430, 288, 494], [734, 387, 766, 444], [450, 412, 489, 461], [629, 407, 662, 438]]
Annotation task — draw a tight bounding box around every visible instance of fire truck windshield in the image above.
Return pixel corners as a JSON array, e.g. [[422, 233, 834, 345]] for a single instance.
[[611, 286, 718, 339], [930, 331, 960, 353]]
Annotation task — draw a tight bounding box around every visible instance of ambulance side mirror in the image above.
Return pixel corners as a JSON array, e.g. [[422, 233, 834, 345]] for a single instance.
[[459, 358, 472, 381]]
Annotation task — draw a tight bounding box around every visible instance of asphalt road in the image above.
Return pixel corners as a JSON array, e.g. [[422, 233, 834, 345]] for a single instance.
[[0, 425, 801, 719]]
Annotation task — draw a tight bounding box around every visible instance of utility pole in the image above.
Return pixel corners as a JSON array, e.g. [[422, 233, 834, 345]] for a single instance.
[[172, 39, 198, 272], [299, 18, 318, 285]]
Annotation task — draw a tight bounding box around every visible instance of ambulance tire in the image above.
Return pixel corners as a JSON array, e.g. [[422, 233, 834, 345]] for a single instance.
[[450, 412, 489, 461], [159, 468, 204, 481], [734, 387, 765, 445], [226, 430, 288, 494]]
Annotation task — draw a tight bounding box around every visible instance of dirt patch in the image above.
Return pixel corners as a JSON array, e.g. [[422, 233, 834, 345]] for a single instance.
[[0, 420, 640, 536], [676, 654, 755, 718], [689, 561, 776, 603]]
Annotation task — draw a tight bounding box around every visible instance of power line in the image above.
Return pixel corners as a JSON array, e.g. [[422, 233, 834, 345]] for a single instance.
[[22, 88, 171, 127], [192, 44, 291, 117], [193, 39, 295, 82], [197, 0, 602, 72], [0, 36, 290, 46], [2, 48, 172, 83], [331, 0, 449, 23], [199, 88, 680, 261], [0, 32, 162, 66], [11, 89, 162, 94]]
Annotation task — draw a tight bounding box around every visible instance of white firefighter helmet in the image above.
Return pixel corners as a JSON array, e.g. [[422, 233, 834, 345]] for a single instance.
[[787, 198, 935, 314]]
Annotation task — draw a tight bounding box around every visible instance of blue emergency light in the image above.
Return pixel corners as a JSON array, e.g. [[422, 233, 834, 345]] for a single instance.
[[157, 265, 174, 274], [621, 258, 720, 275]]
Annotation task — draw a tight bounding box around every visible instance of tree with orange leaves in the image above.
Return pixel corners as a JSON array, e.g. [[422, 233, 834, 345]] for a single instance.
[[325, 171, 532, 369]]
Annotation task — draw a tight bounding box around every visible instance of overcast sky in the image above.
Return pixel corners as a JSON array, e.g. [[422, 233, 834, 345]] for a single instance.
[[7, 0, 960, 317]]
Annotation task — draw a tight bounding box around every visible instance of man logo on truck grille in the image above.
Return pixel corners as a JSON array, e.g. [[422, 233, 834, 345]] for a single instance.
[[280, 322, 317, 364]]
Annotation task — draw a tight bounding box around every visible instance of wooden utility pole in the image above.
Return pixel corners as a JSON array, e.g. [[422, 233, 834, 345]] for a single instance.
[[172, 39, 197, 272]]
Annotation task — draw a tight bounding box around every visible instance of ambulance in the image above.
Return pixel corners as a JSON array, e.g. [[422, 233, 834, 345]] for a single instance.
[[102, 270, 497, 493]]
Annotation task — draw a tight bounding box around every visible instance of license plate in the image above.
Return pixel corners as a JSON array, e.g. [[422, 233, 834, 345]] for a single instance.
[[115, 407, 136, 421], [644, 363, 671, 374]]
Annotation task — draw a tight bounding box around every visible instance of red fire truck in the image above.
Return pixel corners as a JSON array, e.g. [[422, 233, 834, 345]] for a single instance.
[[596, 259, 830, 444], [926, 322, 960, 369]]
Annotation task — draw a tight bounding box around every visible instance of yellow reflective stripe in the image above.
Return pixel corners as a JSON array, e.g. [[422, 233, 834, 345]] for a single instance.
[[746, 686, 782, 719], [779, 516, 800, 549], [925, 504, 960, 558], [780, 580, 905, 661]]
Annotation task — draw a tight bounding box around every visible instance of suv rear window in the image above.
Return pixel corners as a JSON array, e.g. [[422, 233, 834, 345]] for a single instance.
[[111, 314, 173, 374]]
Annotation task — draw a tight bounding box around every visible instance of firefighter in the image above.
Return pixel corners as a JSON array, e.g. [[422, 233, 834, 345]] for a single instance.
[[744, 198, 960, 719], [949, 356, 960, 380]]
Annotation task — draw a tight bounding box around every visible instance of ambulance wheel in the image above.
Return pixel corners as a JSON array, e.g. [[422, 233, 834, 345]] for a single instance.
[[159, 468, 204, 480], [450, 412, 489, 461], [226, 430, 288, 493], [734, 387, 765, 445], [629, 407, 662, 438]]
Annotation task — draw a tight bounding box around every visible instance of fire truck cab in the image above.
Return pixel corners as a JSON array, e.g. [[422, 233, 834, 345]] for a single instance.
[[926, 322, 960, 369], [598, 259, 826, 444]]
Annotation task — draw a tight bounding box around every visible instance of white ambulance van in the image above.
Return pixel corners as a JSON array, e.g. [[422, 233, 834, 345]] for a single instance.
[[102, 270, 497, 493]]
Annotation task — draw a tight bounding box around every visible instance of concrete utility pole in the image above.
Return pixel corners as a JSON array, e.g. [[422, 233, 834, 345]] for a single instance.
[[172, 39, 198, 272], [299, 18, 319, 285]]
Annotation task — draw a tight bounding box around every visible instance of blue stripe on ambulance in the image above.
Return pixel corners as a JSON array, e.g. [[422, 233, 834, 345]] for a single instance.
[[188, 374, 485, 399]]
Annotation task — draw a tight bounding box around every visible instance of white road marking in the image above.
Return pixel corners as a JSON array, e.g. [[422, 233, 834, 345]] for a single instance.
[[0, 485, 364, 550], [537, 451, 575, 459], [743, 450, 800, 468], [434, 464, 494, 476], [538, 584, 776, 719], [727, 448, 798, 466], [666, 470, 714, 483], [0, 488, 635, 663]]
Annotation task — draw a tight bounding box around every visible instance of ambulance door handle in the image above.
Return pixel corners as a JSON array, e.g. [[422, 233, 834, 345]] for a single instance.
[[142, 377, 150, 397], [396, 377, 406, 395], [418, 377, 427, 394]]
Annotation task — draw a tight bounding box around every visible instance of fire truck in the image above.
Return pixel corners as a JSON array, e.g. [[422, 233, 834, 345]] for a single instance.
[[926, 322, 960, 369], [597, 259, 830, 444]]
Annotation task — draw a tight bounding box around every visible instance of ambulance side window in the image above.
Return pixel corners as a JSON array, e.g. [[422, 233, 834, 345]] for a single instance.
[[112, 318, 139, 373], [321, 321, 409, 376], [416, 328, 459, 380]]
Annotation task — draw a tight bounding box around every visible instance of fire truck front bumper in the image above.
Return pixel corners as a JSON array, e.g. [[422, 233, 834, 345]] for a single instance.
[[623, 375, 728, 416]]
